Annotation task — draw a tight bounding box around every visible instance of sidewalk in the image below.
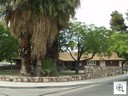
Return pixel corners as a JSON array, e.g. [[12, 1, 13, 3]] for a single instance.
[[0, 74, 128, 88]]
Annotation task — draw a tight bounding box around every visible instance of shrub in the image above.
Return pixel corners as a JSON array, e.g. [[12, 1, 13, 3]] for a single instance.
[[41, 57, 56, 76]]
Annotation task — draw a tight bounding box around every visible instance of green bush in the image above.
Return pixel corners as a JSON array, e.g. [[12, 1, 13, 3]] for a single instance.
[[41, 57, 56, 76]]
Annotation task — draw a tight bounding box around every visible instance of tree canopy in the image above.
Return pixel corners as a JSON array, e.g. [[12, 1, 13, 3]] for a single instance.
[[0, 24, 19, 61], [110, 10, 127, 33], [111, 33, 128, 60], [59, 20, 112, 73], [60, 20, 112, 54], [110, 10, 128, 61]]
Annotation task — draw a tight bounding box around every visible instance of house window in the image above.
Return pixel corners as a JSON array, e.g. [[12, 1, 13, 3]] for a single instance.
[[87, 61, 96, 66]]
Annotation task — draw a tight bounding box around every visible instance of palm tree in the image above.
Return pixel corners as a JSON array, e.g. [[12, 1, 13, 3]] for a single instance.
[[0, 0, 80, 76]]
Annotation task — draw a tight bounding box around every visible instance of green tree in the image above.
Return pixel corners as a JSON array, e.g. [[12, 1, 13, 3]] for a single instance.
[[110, 10, 127, 33], [0, 0, 80, 76], [59, 20, 112, 74], [111, 33, 128, 61], [0, 24, 19, 62]]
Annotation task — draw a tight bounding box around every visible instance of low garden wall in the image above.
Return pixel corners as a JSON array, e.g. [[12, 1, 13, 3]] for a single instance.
[[84, 66, 122, 78], [0, 66, 122, 82]]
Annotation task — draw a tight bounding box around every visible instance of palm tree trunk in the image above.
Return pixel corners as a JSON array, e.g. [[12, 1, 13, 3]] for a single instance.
[[46, 38, 58, 71], [36, 58, 42, 76], [20, 35, 31, 75], [46, 39, 58, 60]]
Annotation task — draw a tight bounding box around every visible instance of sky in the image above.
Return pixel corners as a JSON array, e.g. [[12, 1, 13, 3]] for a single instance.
[[75, 0, 128, 28]]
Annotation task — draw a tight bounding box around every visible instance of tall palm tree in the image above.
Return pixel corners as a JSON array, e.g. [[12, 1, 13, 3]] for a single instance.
[[0, 0, 80, 76]]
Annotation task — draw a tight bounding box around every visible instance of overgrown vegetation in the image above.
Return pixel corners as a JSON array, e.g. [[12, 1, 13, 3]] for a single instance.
[[0, 24, 19, 62], [40, 57, 56, 76]]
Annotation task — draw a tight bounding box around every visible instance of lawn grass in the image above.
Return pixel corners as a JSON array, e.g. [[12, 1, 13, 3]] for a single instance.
[[0, 70, 84, 76], [57, 71, 76, 76], [0, 70, 20, 76], [57, 71, 84, 76]]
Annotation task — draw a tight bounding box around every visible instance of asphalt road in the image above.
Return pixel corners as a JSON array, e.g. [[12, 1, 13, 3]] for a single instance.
[[45, 79, 128, 96], [0, 78, 127, 96], [58, 83, 114, 96], [0, 87, 75, 96]]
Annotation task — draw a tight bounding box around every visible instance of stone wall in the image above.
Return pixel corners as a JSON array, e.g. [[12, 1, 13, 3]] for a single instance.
[[0, 75, 88, 82], [0, 66, 122, 82], [84, 66, 122, 79]]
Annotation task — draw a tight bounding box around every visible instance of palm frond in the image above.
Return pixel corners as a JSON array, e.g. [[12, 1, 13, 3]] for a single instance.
[[0, 0, 80, 59]]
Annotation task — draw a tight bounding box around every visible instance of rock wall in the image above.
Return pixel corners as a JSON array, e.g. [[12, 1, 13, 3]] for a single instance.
[[0, 66, 122, 82], [84, 66, 122, 79]]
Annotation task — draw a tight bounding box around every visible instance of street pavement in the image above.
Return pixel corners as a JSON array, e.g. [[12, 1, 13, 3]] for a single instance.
[[46, 79, 128, 96]]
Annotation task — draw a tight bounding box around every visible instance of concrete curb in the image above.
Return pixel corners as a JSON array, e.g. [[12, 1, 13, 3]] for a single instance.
[[0, 74, 128, 88]]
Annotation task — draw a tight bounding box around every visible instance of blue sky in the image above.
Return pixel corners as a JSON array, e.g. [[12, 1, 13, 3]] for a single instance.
[[75, 0, 128, 28]]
